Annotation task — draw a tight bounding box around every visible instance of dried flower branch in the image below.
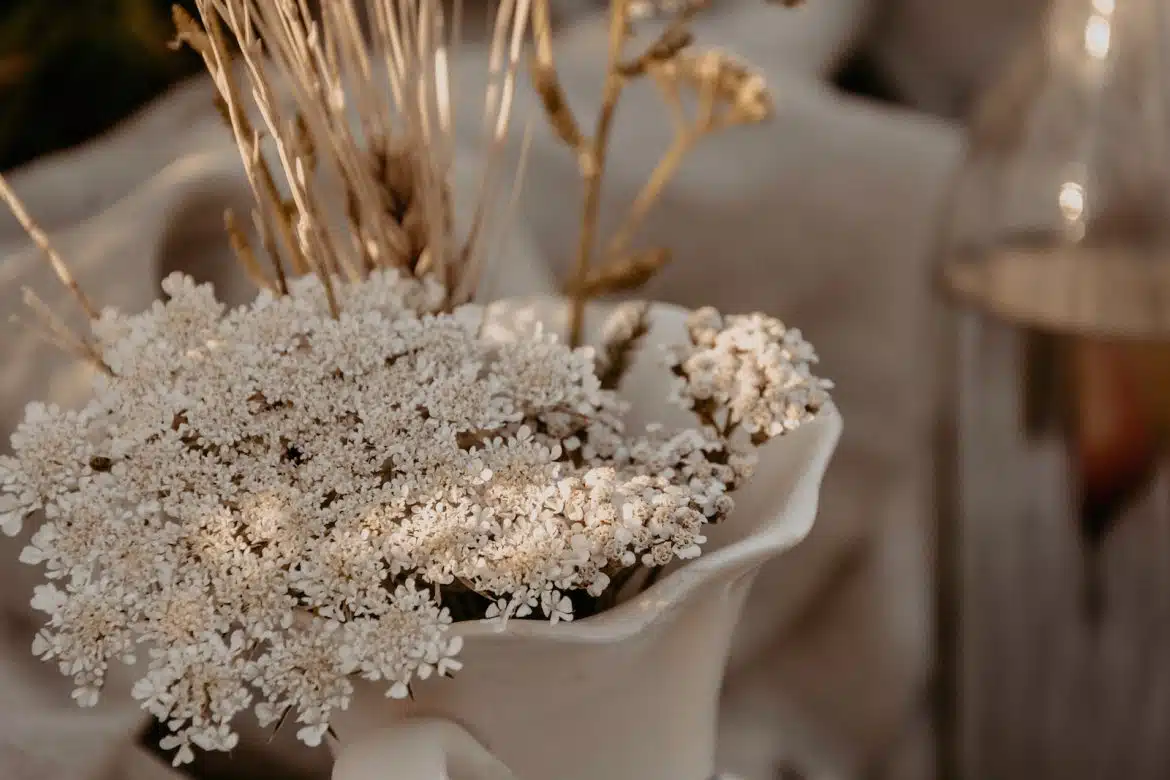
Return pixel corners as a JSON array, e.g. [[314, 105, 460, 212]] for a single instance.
[[0, 176, 97, 321], [224, 209, 277, 292], [531, 0, 787, 355], [608, 51, 771, 258]]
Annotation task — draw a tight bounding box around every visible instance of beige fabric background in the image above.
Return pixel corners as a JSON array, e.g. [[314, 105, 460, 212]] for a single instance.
[[0, 2, 962, 778], [867, 0, 1046, 116]]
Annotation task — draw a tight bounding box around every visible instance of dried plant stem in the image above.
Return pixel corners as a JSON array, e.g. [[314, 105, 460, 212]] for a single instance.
[[531, 0, 775, 345], [179, 0, 530, 310], [250, 208, 289, 295], [606, 129, 693, 259], [529, 0, 585, 155], [451, 0, 533, 307], [15, 288, 109, 373], [227, 2, 405, 272], [568, 0, 632, 347], [177, 6, 307, 285], [0, 173, 113, 372], [224, 210, 277, 292], [207, 6, 350, 292], [597, 300, 650, 390], [0, 175, 97, 321], [605, 48, 772, 264]]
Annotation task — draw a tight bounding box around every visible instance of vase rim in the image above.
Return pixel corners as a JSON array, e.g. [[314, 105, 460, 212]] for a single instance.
[[450, 403, 842, 645]]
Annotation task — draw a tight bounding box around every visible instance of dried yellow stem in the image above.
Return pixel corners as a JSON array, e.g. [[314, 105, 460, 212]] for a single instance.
[[178, 5, 311, 283], [224, 210, 276, 292], [617, 4, 700, 78], [0, 174, 97, 321], [571, 247, 671, 297], [18, 288, 110, 374], [568, 0, 632, 347], [605, 130, 694, 259], [530, 57, 585, 151], [605, 49, 774, 261]]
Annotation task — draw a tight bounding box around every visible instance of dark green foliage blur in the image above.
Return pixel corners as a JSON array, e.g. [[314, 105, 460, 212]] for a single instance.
[[0, 0, 203, 171]]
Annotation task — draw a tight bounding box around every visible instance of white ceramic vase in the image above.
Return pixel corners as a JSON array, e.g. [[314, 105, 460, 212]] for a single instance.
[[327, 299, 842, 780]]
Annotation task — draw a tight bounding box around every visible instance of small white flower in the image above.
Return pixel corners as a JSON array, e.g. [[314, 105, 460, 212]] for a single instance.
[[30, 584, 65, 615]]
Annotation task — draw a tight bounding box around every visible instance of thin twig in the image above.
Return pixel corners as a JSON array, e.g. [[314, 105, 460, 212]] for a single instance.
[[455, 0, 532, 306], [568, 0, 633, 347], [179, 5, 312, 282], [0, 174, 97, 320], [18, 288, 110, 373], [472, 115, 536, 305], [605, 131, 694, 259], [224, 209, 276, 291]]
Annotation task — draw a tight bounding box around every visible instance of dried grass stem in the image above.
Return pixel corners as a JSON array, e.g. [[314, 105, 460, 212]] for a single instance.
[[0, 176, 97, 321], [568, 0, 631, 347]]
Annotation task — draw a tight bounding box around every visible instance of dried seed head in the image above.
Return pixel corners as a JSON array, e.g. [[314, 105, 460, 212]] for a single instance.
[[345, 143, 454, 277], [663, 50, 773, 125], [170, 0, 530, 313]]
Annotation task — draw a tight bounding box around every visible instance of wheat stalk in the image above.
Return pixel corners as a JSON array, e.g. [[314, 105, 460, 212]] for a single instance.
[[0, 176, 97, 321], [0, 0, 531, 349], [0, 176, 111, 372], [174, 0, 532, 314]]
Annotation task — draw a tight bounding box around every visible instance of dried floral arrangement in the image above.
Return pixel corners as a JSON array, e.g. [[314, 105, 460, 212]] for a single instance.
[[0, 0, 828, 768]]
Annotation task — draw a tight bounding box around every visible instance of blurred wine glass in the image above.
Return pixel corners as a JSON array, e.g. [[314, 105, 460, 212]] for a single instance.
[[937, 0, 1170, 777]]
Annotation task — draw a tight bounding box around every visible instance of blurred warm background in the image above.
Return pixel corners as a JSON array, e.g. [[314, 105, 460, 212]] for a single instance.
[[0, 1, 205, 171]]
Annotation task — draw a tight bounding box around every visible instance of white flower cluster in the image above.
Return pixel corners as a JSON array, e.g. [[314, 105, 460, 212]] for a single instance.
[[667, 307, 832, 441], [0, 272, 827, 765]]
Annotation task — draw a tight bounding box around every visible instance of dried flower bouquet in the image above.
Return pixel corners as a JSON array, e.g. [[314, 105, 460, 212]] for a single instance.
[[0, 0, 828, 768]]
